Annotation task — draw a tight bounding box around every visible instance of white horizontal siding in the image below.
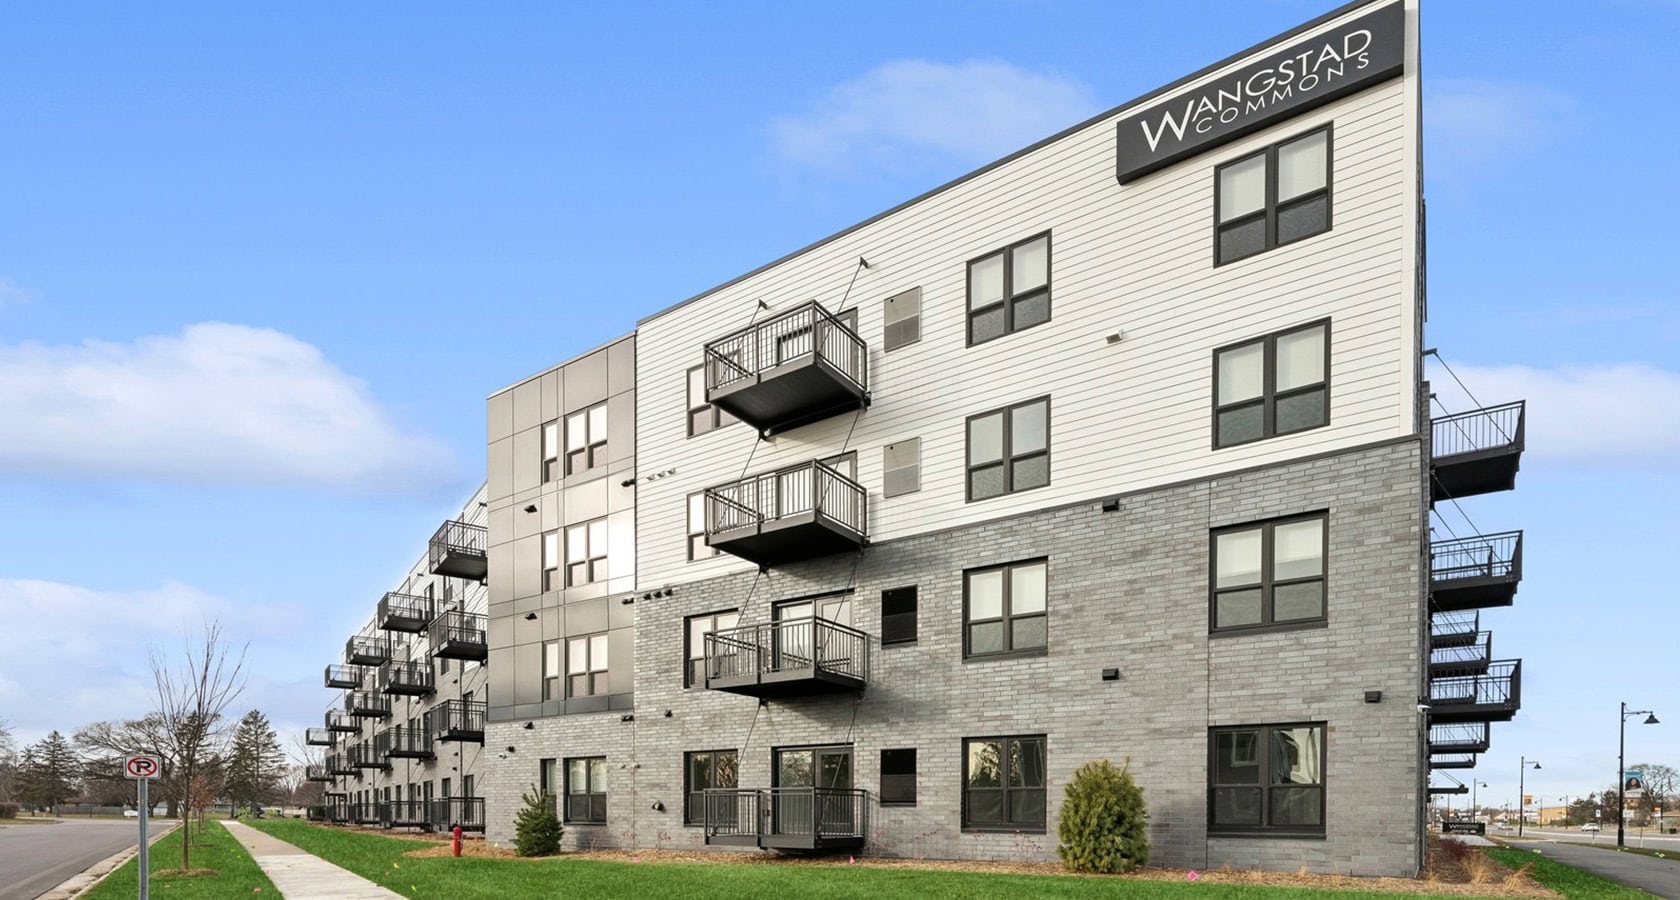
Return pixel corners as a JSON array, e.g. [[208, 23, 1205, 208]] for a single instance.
[[635, 8, 1418, 588]]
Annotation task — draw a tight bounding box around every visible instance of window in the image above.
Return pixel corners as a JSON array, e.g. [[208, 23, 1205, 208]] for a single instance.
[[881, 586, 917, 645], [539, 758, 558, 797], [882, 438, 920, 499], [685, 610, 739, 687], [565, 518, 609, 586], [687, 493, 719, 561], [1215, 126, 1331, 265], [1209, 723, 1325, 834], [883, 286, 921, 351], [964, 559, 1047, 659], [541, 419, 561, 482], [565, 402, 608, 475], [1211, 514, 1327, 632], [968, 233, 1050, 345], [542, 641, 562, 700], [963, 736, 1045, 830], [1213, 321, 1328, 448], [564, 756, 607, 824], [683, 750, 738, 825], [966, 397, 1049, 501], [567, 633, 609, 698], [542, 529, 560, 591], [880, 748, 916, 806], [687, 365, 738, 437]]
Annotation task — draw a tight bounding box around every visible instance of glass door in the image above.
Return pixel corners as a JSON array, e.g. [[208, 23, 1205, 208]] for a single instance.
[[772, 746, 851, 837]]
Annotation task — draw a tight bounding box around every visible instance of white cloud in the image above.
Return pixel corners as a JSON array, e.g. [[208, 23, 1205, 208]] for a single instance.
[[771, 59, 1099, 176], [0, 322, 452, 490], [0, 279, 31, 311], [1430, 361, 1680, 465], [1424, 79, 1572, 175]]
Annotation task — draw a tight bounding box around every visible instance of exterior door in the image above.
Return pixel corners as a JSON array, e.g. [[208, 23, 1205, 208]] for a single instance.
[[772, 596, 851, 671], [772, 746, 851, 837]]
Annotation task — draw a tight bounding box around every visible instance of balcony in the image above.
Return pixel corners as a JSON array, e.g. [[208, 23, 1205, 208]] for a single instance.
[[1431, 401, 1524, 501], [378, 592, 436, 633], [1430, 754, 1478, 770], [350, 742, 389, 771], [382, 799, 430, 829], [1430, 532, 1522, 612], [703, 787, 869, 851], [327, 753, 357, 776], [1430, 611, 1480, 648], [1429, 722, 1491, 755], [702, 301, 870, 436], [429, 519, 488, 580], [429, 610, 488, 662], [1430, 631, 1493, 676], [352, 801, 382, 825], [430, 797, 486, 832], [432, 699, 486, 743], [305, 764, 333, 782], [703, 617, 869, 699], [325, 664, 364, 690], [346, 636, 389, 667], [305, 727, 334, 747], [1430, 660, 1522, 723], [704, 459, 868, 567], [378, 659, 435, 697], [384, 726, 434, 760], [346, 691, 392, 719], [1428, 780, 1470, 796], [325, 796, 351, 824], [324, 711, 359, 733]]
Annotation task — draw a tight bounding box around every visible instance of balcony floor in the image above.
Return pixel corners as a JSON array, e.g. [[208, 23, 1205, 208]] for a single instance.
[[431, 550, 487, 580], [433, 640, 488, 662], [708, 513, 865, 568], [706, 666, 866, 699], [1432, 449, 1521, 502], [1430, 702, 1519, 724], [1431, 578, 1518, 612], [710, 357, 868, 436]]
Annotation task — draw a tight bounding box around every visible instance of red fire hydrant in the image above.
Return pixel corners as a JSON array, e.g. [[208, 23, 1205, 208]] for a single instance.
[[452, 825, 462, 857]]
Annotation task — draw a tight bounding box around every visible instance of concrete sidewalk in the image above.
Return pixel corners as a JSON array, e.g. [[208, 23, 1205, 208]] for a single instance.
[[1505, 836, 1680, 898], [222, 820, 404, 899]]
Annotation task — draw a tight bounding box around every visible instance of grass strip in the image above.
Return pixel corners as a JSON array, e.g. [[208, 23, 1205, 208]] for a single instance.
[[83, 818, 278, 899], [1486, 848, 1651, 899]]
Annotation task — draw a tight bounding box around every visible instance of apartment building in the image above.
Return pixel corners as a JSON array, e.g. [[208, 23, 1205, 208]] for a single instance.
[[476, 0, 1526, 876], [306, 488, 492, 832]]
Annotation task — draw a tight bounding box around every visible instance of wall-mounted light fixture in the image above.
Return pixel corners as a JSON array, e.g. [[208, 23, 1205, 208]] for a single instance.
[[620, 714, 635, 723], [1106, 331, 1124, 344], [523, 722, 534, 730], [524, 612, 538, 621], [524, 504, 538, 513]]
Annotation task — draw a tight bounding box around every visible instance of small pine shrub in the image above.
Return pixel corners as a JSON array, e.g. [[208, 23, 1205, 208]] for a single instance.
[[0, 802, 18, 819], [514, 785, 564, 857], [1056, 758, 1149, 874]]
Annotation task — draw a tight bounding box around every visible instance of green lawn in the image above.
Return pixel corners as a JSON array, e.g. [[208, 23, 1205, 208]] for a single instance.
[[1486, 848, 1651, 899], [1559, 842, 1678, 862], [82, 819, 277, 898], [246, 818, 1507, 900]]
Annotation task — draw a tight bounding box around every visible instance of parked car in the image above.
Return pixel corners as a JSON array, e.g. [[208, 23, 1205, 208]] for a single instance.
[[1581, 822, 1601, 832], [122, 809, 138, 818]]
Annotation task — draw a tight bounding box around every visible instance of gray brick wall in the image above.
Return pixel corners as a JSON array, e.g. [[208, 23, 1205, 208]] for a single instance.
[[491, 439, 1424, 875]]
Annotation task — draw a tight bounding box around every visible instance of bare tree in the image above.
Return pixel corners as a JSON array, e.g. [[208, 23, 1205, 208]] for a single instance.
[[150, 621, 247, 872], [75, 717, 173, 815]]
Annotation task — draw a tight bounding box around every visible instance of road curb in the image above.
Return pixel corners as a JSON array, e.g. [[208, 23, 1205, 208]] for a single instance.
[[36, 821, 179, 900]]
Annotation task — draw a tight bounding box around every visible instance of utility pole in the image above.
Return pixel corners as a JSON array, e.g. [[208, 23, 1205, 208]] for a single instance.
[[1518, 757, 1540, 838], [1619, 701, 1659, 848]]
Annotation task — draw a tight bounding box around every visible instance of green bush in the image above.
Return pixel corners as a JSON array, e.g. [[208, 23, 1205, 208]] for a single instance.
[[513, 785, 563, 857], [1056, 758, 1149, 874], [0, 802, 17, 819]]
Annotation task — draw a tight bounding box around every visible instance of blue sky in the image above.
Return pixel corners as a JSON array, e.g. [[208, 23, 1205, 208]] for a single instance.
[[1, 1, 1675, 814]]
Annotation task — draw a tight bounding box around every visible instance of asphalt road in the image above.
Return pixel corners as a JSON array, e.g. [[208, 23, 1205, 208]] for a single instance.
[[0, 819, 138, 900], [1515, 825, 1680, 846], [1506, 834, 1680, 898]]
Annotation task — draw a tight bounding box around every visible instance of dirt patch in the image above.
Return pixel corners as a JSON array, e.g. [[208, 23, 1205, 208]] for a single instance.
[[153, 867, 220, 878]]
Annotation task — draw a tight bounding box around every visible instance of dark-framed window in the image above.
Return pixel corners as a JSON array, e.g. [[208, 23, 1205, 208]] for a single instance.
[[968, 232, 1050, 346], [1215, 126, 1332, 265], [962, 735, 1046, 831], [566, 632, 609, 698], [541, 419, 561, 482], [565, 402, 608, 475], [687, 492, 720, 561], [964, 559, 1047, 659], [683, 749, 738, 825], [966, 397, 1049, 501], [880, 748, 916, 806], [1212, 514, 1327, 633], [541, 528, 560, 591], [1210, 723, 1325, 834], [564, 756, 607, 824], [565, 517, 608, 586], [538, 758, 558, 797], [881, 586, 917, 645], [1214, 320, 1328, 448], [687, 365, 738, 437], [685, 609, 739, 687]]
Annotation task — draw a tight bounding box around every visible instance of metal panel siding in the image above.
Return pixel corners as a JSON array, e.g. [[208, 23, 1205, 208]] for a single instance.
[[633, 20, 1416, 589]]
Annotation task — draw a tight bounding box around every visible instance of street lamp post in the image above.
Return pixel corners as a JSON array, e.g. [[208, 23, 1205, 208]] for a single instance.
[[1618, 701, 1660, 848], [1518, 758, 1540, 837], [1471, 780, 1488, 821]]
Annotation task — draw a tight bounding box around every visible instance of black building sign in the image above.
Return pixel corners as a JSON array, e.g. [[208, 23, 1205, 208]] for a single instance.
[[1115, 2, 1405, 183]]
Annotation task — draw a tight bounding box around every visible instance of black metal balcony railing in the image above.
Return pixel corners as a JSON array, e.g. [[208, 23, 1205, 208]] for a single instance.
[[1428, 778, 1470, 796], [429, 797, 486, 832], [432, 699, 486, 743], [326, 753, 357, 776], [1430, 631, 1493, 675], [384, 726, 434, 760], [305, 727, 334, 746], [1430, 753, 1478, 770], [324, 795, 350, 824], [346, 636, 390, 667], [429, 610, 488, 662], [702, 301, 870, 436], [703, 787, 869, 851], [352, 801, 382, 824], [324, 710, 359, 733], [346, 691, 392, 718], [378, 659, 435, 697], [429, 519, 488, 580], [1431, 401, 1525, 501], [382, 799, 430, 828], [324, 664, 364, 689], [305, 764, 333, 782], [1428, 722, 1491, 754], [704, 459, 868, 567], [1430, 659, 1522, 723], [350, 741, 390, 770], [1430, 611, 1480, 648], [704, 617, 869, 698], [1430, 532, 1522, 612], [378, 592, 436, 633]]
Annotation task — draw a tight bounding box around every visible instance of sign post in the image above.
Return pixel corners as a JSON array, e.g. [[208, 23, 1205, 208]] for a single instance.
[[124, 754, 162, 900]]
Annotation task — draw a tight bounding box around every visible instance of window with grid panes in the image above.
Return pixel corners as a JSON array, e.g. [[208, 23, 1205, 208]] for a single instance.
[[564, 756, 607, 824], [565, 518, 608, 586], [964, 559, 1047, 658], [966, 398, 1049, 501], [1209, 723, 1325, 833], [962, 736, 1045, 830], [542, 529, 560, 591], [1214, 321, 1329, 448], [968, 233, 1050, 345], [565, 403, 608, 475], [683, 750, 738, 825], [1215, 127, 1331, 265], [687, 365, 737, 437], [541, 419, 561, 482], [685, 610, 739, 687], [567, 633, 609, 697], [687, 492, 719, 561], [1211, 514, 1326, 632]]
